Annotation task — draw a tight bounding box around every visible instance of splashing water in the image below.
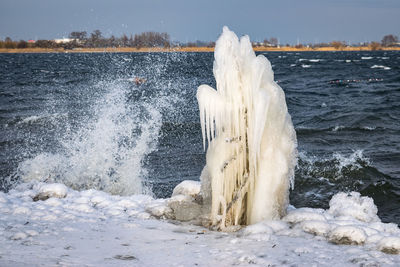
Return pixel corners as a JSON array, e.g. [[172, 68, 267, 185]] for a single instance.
[[14, 80, 164, 195]]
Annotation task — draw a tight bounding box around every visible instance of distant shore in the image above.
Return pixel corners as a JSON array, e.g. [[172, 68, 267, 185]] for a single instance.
[[1, 46, 400, 53]]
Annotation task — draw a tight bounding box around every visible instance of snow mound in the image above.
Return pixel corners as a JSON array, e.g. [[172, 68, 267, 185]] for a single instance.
[[241, 222, 273, 241], [242, 222, 273, 236]]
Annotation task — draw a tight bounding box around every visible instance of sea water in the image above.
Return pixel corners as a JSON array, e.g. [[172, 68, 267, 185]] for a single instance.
[[0, 50, 399, 223]]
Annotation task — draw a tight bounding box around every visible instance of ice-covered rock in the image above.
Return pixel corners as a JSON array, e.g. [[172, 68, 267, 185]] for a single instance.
[[146, 200, 173, 218], [378, 237, 400, 254], [328, 226, 367, 245], [33, 183, 68, 201], [328, 192, 379, 223], [300, 220, 332, 237], [166, 181, 205, 222], [172, 180, 201, 198], [283, 208, 326, 224], [10, 232, 27, 240], [167, 195, 202, 222]]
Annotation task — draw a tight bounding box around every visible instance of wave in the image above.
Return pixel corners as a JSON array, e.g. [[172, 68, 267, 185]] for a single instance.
[[294, 150, 374, 194], [299, 59, 322, 63], [331, 125, 379, 132], [371, 65, 391, 70], [296, 125, 382, 135], [17, 113, 68, 125], [298, 150, 371, 175], [328, 78, 384, 85], [291, 150, 397, 215]]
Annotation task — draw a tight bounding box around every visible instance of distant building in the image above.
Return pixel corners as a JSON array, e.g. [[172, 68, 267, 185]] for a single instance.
[[28, 40, 35, 43], [54, 38, 76, 44]]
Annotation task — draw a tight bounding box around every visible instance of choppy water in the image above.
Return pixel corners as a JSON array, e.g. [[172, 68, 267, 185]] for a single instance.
[[0, 51, 399, 223]]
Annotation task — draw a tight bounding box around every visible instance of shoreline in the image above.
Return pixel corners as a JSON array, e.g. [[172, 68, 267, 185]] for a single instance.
[[1, 46, 400, 53]]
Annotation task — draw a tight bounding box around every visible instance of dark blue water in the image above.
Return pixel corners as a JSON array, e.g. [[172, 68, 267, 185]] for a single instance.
[[0, 51, 399, 223]]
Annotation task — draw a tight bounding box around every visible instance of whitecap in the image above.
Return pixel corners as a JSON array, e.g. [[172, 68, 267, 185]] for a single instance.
[[332, 125, 344, 132], [371, 65, 391, 70], [361, 57, 373, 60], [19, 115, 44, 124], [361, 126, 376, 131], [18, 113, 66, 125]]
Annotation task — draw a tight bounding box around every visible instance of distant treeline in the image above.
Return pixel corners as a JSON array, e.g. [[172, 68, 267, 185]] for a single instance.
[[0, 30, 174, 49], [0, 30, 399, 50]]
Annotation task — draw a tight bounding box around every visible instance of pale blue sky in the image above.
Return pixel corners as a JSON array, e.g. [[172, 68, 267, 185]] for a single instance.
[[1, 0, 399, 44]]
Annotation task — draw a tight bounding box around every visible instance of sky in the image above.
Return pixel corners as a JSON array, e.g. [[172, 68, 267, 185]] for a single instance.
[[1, 0, 399, 45]]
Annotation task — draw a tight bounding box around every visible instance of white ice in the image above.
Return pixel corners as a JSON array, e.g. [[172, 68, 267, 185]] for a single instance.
[[197, 26, 297, 228]]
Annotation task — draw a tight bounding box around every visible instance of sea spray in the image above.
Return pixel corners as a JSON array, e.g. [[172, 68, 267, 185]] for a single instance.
[[15, 80, 163, 195], [197, 27, 297, 228]]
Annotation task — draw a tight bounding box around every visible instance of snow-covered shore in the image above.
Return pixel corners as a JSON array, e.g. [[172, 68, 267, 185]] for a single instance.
[[1, 181, 400, 266]]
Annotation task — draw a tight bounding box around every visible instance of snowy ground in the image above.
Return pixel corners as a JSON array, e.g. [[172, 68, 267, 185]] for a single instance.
[[1, 182, 400, 266]]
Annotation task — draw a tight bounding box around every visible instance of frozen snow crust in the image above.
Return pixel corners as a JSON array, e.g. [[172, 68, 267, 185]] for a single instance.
[[1, 181, 400, 266]]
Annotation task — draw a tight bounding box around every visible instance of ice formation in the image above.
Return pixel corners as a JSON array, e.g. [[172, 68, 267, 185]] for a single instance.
[[197, 27, 297, 228]]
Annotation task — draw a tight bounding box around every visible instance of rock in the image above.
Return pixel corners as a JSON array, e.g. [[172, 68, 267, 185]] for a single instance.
[[114, 255, 137, 261], [168, 195, 202, 221]]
